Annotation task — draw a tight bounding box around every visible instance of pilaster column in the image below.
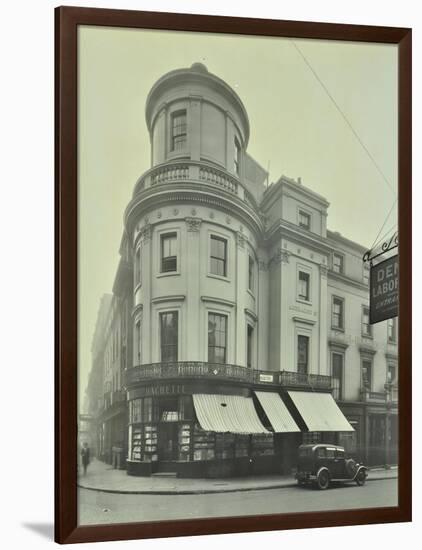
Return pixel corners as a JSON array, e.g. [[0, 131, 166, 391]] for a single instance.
[[235, 231, 247, 364], [189, 96, 201, 161], [268, 248, 290, 371], [185, 217, 202, 360], [319, 262, 328, 375], [140, 223, 152, 363], [257, 256, 269, 371]]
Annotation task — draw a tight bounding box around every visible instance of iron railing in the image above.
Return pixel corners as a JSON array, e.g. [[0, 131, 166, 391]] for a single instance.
[[361, 386, 398, 404], [125, 362, 332, 390], [126, 361, 253, 384], [279, 371, 332, 390]]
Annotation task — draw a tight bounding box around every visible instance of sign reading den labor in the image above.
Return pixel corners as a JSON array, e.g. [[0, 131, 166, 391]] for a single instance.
[[370, 255, 398, 324]]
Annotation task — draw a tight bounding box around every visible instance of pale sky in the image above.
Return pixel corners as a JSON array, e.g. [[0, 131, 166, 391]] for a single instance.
[[78, 26, 398, 403]]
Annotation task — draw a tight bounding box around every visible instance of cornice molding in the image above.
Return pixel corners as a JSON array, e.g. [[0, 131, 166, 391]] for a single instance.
[[261, 177, 329, 210], [328, 270, 368, 292], [125, 183, 264, 239], [266, 219, 333, 256], [328, 338, 349, 350], [359, 345, 377, 357]]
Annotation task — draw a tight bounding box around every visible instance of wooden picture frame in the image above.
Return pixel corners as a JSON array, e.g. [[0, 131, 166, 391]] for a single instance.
[[55, 6, 411, 544]]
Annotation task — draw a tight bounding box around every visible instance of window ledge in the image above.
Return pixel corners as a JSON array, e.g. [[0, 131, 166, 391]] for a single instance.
[[247, 289, 256, 300], [157, 271, 181, 279], [207, 272, 231, 283], [201, 295, 236, 308], [297, 297, 312, 306], [151, 295, 186, 304], [293, 316, 316, 326], [134, 282, 143, 293]]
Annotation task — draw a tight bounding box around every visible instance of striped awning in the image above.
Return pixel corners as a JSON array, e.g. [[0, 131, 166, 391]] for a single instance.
[[288, 391, 354, 432], [192, 394, 269, 434], [255, 391, 300, 433]]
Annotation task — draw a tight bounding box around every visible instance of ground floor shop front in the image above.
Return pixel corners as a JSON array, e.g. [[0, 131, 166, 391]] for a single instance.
[[125, 381, 355, 478], [98, 407, 128, 469], [338, 401, 398, 467]]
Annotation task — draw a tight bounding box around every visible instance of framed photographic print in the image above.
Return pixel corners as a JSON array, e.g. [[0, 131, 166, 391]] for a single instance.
[[55, 6, 412, 544]]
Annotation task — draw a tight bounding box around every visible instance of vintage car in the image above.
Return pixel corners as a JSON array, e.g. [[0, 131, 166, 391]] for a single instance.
[[295, 444, 368, 490]]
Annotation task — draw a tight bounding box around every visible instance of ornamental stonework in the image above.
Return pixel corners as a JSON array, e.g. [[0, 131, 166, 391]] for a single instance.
[[236, 231, 246, 248], [258, 259, 268, 271], [185, 217, 202, 232], [319, 264, 328, 278], [140, 223, 152, 242], [270, 248, 290, 266]]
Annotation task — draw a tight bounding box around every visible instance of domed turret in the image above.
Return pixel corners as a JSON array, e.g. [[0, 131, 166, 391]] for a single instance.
[[145, 63, 250, 176]]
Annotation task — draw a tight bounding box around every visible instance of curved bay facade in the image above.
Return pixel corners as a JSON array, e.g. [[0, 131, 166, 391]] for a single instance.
[[85, 63, 398, 478]]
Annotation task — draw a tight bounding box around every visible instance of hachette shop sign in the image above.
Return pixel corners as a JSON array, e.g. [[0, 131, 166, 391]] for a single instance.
[[370, 255, 398, 324]]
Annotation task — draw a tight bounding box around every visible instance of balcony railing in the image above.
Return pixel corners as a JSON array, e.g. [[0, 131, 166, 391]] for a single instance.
[[279, 371, 332, 390], [361, 386, 398, 404], [134, 160, 247, 201], [125, 362, 332, 391], [360, 390, 386, 403], [151, 164, 189, 185], [126, 361, 253, 384], [199, 166, 238, 194]]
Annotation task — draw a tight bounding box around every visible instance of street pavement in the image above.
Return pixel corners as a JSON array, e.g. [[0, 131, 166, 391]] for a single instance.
[[78, 458, 398, 495], [78, 477, 398, 525]]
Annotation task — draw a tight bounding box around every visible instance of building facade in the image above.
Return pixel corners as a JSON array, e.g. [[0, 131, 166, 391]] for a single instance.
[[84, 294, 112, 458], [85, 63, 398, 477]]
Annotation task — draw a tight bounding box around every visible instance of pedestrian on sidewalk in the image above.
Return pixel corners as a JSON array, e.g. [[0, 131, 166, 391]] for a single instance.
[[81, 442, 90, 476]]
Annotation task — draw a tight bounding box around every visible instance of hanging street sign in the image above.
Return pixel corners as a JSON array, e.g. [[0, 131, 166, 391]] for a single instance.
[[363, 231, 398, 264], [370, 254, 398, 324]]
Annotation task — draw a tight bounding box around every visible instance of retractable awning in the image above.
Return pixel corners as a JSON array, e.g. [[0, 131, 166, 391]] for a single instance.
[[287, 391, 354, 432], [254, 391, 300, 433], [193, 394, 269, 434]]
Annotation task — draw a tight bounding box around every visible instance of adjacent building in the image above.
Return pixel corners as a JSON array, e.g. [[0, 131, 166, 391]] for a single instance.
[[84, 63, 398, 477]]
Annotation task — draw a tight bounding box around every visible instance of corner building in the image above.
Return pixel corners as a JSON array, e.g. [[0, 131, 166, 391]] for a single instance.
[[110, 63, 397, 477]]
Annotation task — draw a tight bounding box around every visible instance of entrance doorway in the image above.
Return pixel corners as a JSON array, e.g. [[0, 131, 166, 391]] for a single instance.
[[158, 423, 178, 462], [157, 396, 179, 464]]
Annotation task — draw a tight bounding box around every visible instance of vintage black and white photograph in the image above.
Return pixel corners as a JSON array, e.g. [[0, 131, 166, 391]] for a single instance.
[[77, 25, 399, 526]]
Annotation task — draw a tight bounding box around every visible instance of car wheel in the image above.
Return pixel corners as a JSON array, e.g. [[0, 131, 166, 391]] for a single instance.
[[356, 470, 366, 486], [317, 469, 330, 490]]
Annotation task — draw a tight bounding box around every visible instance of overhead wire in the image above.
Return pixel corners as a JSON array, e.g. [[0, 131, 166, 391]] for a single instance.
[[369, 197, 398, 251], [371, 223, 398, 251], [289, 39, 398, 251]]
